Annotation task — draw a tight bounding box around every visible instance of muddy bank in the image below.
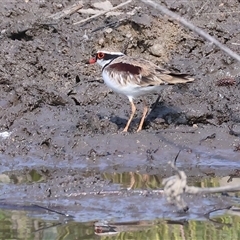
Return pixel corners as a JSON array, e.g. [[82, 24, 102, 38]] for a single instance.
[[0, 0, 240, 222]]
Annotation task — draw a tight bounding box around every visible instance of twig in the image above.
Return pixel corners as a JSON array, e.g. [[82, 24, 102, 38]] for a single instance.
[[195, 1, 208, 16], [149, 94, 161, 113], [163, 161, 240, 211], [140, 0, 240, 62], [91, 17, 126, 33], [204, 206, 233, 228], [199, 133, 216, 145], [228, 125, 240, 137], [173, 150, 181, 165], [34, 222, 62, 233], [32, 204, 74, 218], [186, 185, 240, 195], [73, 0, 132, 25], [48, 1, 83, 20]]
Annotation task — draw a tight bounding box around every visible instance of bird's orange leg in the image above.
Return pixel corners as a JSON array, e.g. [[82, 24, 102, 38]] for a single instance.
[[122, 100, 136, 132], [137, 98, 148, 132]]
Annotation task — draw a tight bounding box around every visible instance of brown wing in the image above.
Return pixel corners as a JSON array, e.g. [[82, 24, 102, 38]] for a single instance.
[[106, 56, 194, 87]]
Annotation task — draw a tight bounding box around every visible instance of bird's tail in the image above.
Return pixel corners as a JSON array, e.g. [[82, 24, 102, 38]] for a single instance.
[[168, 73, 194, 84]]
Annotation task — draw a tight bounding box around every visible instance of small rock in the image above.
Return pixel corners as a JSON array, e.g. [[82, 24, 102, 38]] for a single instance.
[[149, 43, 164, 57], [132, 13, 152, 27], [55, 3, 63, 9], [105, 28, 113, 34], [93, 1, 113, 11], [1, 29, 7, 35], [98, 38, 104, 46], [126, 33, 132, 38], [217, 13, 226, 22]]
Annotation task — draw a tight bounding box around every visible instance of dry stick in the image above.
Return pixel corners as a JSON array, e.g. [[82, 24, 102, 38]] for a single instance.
[[140, 0, 240, 62], [73, 0, 133, 25], [187, 185, 240, 195], [48, 1, 83, 20], [32, 204, 74, 218], [163, 161, 240, 211]]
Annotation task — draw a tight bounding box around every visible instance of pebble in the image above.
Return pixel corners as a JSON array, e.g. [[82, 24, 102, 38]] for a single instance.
[[105, 28, 113, 34], [149, 43, 164, 57], [98, 38, 104, 45]]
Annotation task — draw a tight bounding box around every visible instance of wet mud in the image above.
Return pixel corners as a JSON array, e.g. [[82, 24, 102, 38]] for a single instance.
[[0, 0, 240, 238]]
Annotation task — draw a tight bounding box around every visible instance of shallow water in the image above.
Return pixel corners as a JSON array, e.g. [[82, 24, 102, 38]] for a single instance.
[[1, 210, 240, 240], [1, 171, 240, 239]]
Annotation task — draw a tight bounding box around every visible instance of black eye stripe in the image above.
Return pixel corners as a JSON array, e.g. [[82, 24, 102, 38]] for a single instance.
[[101, 53, 124, 71], [102, 53, 122, 60]]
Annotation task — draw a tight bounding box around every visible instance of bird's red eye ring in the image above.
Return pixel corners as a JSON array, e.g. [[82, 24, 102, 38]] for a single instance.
[[97, 52, 105, 59]]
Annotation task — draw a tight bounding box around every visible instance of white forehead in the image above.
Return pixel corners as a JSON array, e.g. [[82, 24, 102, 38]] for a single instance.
[[97, 50, 124, 55]]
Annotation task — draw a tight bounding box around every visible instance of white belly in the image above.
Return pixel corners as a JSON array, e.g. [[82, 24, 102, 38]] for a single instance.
[[102, 70, 166, 99]]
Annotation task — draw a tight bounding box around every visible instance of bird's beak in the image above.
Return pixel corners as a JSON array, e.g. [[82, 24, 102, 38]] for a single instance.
[[89, 57, 97, 64]]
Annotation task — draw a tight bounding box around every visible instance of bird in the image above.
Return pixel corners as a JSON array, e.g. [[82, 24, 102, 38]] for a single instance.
[[89, 50, 194, 132]]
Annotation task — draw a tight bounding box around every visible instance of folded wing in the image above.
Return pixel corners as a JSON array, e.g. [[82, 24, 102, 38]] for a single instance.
[[106, 56, 194, 87]]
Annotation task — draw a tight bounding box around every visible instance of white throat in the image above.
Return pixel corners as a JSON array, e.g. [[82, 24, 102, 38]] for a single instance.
[[97, 58, 113, 69]]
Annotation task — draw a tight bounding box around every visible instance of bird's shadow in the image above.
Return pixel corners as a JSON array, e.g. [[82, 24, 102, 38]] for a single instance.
[[110, 98, 183, 131]]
